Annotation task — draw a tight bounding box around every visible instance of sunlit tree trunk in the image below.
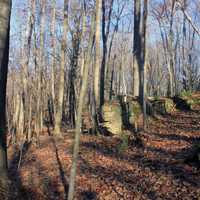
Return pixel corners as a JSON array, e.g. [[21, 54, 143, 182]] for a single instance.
[[100, 0, 114, 107], [35, 0, 45, 141], [20, 0, 35, 141], [166, 0, 176, 97], [18, 94, 24, 141], [54, 0, 69, 136], [67, 14, 95, 200], [50, 0, 56, 126], [94, 0, 101, 105], [141, 0, 148, 129], [25, 0, 35, 142], [91, 0, 102, 134]]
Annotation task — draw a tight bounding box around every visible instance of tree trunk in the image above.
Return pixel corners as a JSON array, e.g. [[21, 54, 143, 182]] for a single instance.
[[35, 0, 45, 142], [133, 0, 141, 97], [51, 0, 56, 126], [141, 0, 148, 130], [133, 0, 148, 130], [67, 14, 95, 200], [168, 0, 176, 97], [20, 0, 35, 141], [91, 0, 102, 134], [18, 94, 24, 142], [94, 0, 101, 105], [100, 0, 114, 107], [0, 0, 11, 179], [109, 55, 116, 100], [54, 0, 69, 136]]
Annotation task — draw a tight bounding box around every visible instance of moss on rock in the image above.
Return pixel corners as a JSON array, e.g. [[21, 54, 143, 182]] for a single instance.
[[147, 97, 175, 115], [102, 102, 122, 135], [164, 98, 175, 113], [128, 101, 142, 125]]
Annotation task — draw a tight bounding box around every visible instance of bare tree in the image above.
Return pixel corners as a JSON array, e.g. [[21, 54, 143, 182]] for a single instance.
[[0, 0, 11, 180], [133, 0, 141, 97], [50, 0, 56, 127], [67, 12, 95, 200], [100, 0, 114, 107], [94, 0, 102, 105], [141, 0, 148, 129], [54, 0, 69, 136], [91, 0, 102, 134], [35, 0, 46, 141], [133, 0, 148, 129]]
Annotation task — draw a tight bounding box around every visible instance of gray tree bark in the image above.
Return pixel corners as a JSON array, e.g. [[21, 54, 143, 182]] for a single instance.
[[50, 0, 56, 127], [141, 0, 148, 130], [91, 0, 102, 134], [67, 13, 95, 200], [100, 0, 114, 107], [54, 0, 69, 136]]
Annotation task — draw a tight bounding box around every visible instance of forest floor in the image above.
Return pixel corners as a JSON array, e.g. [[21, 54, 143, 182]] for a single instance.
[[8, 101, 200, 199]]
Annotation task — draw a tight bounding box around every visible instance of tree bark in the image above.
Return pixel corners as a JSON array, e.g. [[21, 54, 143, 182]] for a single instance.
[[91, 0, 102, 134], [94, 0, 101, 105], [141, 0, 148, 130], [67, 13, 95, 200], [100, 0, 114, 107], [51, 0, 56, 126], [133, 0, 141, 97], [0, 0, 11, 179], [54, 0, 69, 136], [35, 0, 45, 141], [133, 0, 148, 130]]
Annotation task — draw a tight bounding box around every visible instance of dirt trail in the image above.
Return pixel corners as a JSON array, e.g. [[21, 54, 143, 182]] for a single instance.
[[8, 105, 200, 200]]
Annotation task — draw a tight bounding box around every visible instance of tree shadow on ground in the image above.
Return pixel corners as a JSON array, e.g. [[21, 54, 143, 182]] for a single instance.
[[8, 138, 69, 200], [81, 139, 199, 188], [80, 190, 98, 200], [79, 156, 159, 200], [147, 131, 200, 143], [8, 141, 37, 200], [51, 137, 69, 200], [152, 120, 200, 134]]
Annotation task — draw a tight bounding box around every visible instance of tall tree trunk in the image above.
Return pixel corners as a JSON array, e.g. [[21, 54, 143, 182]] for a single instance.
[[0, 0, 11, 179], [133, 0, 148, 130], [94, 0, 101, 105], [141, 0, 148, 130], [168, 0, 176, 97], [26, 0, 35, 142], [92, 0, 102, 134], [51, 0, 56, 126], [67, 14, 95, 200], [67, 28, 81, 129], [79, 0, 86, 82], [100, 0, 114, 107], [133, 0, 141, 97], [100, 0, 106, 107], [21, 0, 35, 140], [54, 0, 69, 136], [35, 0, 45, 141]]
